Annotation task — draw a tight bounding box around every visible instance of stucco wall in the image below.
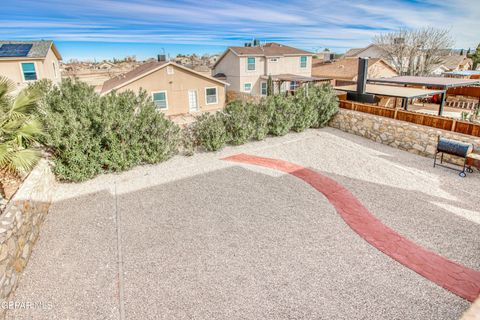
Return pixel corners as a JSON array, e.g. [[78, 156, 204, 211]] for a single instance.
[[0, 50, 61, 92], [329, 109, 480, 160], [116, 64, 227, 116], [214, 50, 312, 95], [0, 160, 55, 319]]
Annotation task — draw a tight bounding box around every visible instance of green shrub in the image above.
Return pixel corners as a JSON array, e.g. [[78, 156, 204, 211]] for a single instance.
[[181, 125, 196, 156], [291, 86, 319, 132], [311, 84, 339, 128], [223, 100, 253, 145], [249, 99, 271, 140], [268, 94, 296, 136], [35, 79, 180, 182], [194, 112, 227, 151]]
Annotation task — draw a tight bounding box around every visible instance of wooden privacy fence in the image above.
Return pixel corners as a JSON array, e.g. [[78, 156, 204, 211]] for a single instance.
[[339, 100, 480, 137], [447, 86, 480, 99]]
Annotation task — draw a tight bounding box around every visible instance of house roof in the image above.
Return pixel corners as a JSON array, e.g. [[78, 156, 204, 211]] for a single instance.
[[311, 58, 396, 80], [229, 42, 312, 56], [343, 44, 385, 58], [101, 61, 229, 95], [343, 48, 364, 57], [213, 42, 312, 68], [434, 55, 472, 71], [0, 40, 62, 60]]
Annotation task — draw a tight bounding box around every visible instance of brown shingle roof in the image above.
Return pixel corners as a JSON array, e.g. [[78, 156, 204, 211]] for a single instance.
[[436, 55, 472, 71], [101, 61, 169, 94], [312, 58, 389, 80], [229, 42, 312, 56], [343, 48, 364, 57]]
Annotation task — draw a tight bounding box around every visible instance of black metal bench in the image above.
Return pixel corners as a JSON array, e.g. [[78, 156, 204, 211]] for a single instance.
[[433, 137, 473, 177]]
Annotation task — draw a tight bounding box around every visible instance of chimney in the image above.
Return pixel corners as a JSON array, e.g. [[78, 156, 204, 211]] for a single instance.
[[157, 54, 166, 62], [346, 57, 377, 103], [356, 57, 368, 94]]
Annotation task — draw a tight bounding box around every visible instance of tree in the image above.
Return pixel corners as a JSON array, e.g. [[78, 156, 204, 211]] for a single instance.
[[267, 75, 274, 96], [0, 77, 43, 176], [467, 43, 480, 70], [373, 27, 453, 76]]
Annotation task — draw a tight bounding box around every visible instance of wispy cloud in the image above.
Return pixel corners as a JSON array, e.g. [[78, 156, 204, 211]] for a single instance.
[[0, 0, 478, 60]]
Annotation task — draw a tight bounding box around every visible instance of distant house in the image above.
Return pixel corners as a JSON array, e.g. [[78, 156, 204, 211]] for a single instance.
[[312, 57, 398, 86], [431, 55, 473, 75], [0, 40, 62, 90], [343, 44, 386, 59], [100, 60, 228, 116], [213, 42, 321, 96]]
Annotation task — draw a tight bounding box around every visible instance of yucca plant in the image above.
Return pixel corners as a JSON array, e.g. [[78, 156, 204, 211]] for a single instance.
[[0, 77, 43, 176]]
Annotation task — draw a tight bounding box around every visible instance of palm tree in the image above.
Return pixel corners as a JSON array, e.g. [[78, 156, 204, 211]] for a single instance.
[[0, 76, 43, 176]]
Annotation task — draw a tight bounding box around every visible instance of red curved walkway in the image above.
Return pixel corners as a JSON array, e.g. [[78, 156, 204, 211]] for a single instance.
[[222, 153, 480, 302]]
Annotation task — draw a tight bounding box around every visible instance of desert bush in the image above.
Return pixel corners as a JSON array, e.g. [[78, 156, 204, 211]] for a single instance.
[[249, 99, 272, 140], [291, 86, 319, 132], [268, 94, 296, 136], [311, 84, 339, 128], [34, 79, 180, 182], [194, 112, 227, 151], [181, 125, 196, 156], [223, 100, 254, 145]]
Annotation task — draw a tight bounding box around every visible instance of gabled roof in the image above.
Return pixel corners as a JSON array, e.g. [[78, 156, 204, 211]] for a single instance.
[[101, 61, 229, 95], [343, 44, 388, 58], [312, 57, 397, 80], [0, 40, 62, 60], [434, 55, 472, 71], [214, 42, 313, 68]]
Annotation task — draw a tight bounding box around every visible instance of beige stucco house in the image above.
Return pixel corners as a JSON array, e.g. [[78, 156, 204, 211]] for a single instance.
[[101, 61, 228, 116], [0, 40, 62, 92], [312, 57, 398, 86], [213, 42, 317, 96]]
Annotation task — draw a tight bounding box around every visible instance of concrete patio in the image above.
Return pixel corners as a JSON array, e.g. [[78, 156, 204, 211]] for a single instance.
[[6, 128, 480, 320]]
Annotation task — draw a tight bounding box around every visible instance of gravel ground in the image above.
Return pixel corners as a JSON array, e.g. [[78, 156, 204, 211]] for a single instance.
[[6, 127, 478, 320]]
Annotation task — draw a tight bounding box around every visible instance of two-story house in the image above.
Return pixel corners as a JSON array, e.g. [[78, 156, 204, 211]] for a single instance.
[[213, 42, 321, 96], [0, 40, 62, 92]]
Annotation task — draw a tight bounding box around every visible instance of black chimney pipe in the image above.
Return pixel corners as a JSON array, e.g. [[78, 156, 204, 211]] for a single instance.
[[357, 57, 368, 94], [346, 57, 377, 103]]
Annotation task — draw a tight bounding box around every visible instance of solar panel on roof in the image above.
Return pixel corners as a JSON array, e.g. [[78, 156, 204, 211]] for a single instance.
[[0, 44, 33, 57]]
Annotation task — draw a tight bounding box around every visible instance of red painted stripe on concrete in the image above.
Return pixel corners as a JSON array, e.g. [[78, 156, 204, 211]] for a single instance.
[[222, 153, 480, 302]]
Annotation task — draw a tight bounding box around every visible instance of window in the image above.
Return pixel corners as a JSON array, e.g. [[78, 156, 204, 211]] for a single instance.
[[205, 87, 218, 104], [152, 91, 168, 110], [247, 57, 255, 71], [52, 61, 57, 78], [300, 56, 307, 68], [244, 83, 252, 92], [261, 82, 267, 96], [21, 62, 37, 81], [166, 66, 174, 75], [269, 58, 278, 62], [290, 81, 299, 91]]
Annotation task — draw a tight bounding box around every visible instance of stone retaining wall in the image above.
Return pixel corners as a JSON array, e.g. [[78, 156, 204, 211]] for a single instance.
[[0, 160, 55, 319], [329, 109, 480, 161]]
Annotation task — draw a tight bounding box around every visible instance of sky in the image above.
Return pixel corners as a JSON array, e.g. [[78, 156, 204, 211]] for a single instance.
[[1, 0, 479, 61]]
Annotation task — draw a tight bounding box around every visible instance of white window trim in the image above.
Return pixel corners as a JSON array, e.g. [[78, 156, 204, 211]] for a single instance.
[[19, 61, 38, 82], [260, 81, 267, 96], [300, 56, 307, 69], [244, 83, 252, 92], [151, 90, 168, 110], [246, 57, 256, 72], [205, 86, 218, 105], [188, 89, 199, 112]]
